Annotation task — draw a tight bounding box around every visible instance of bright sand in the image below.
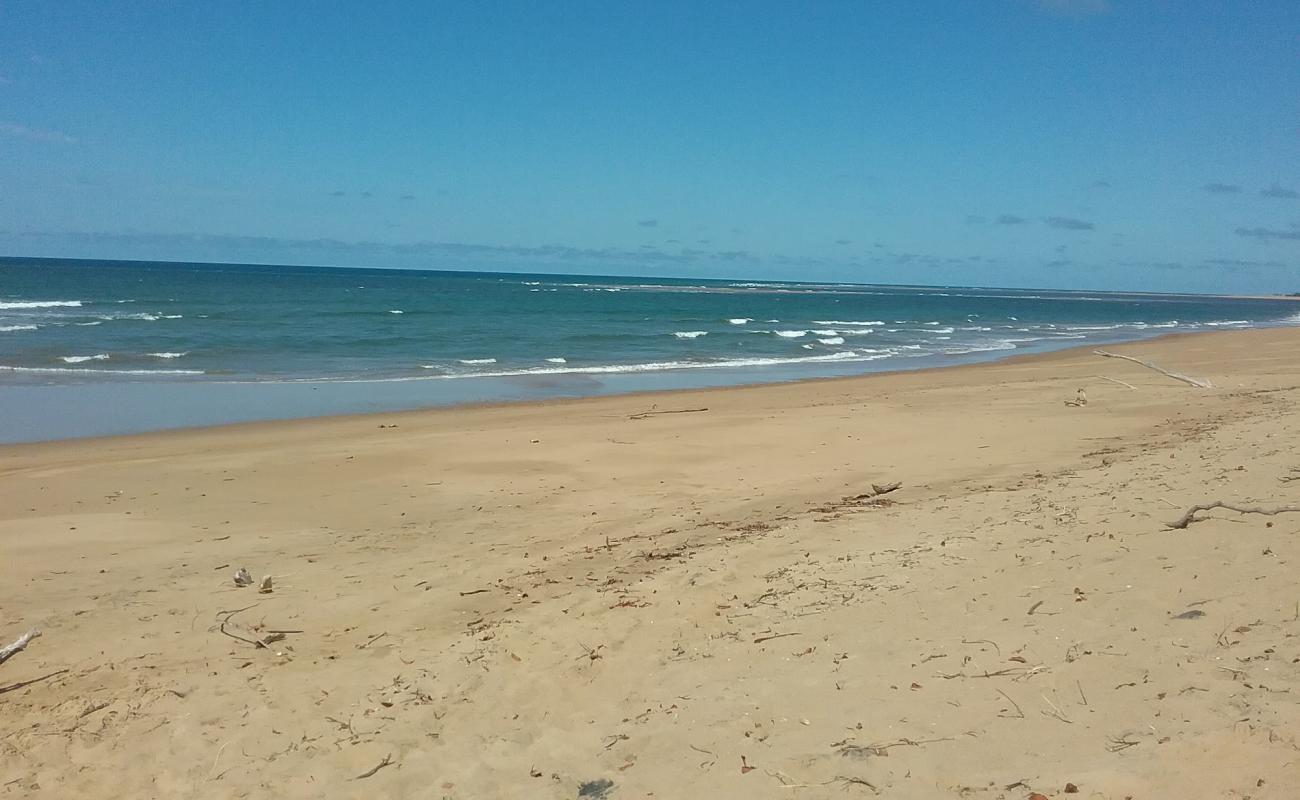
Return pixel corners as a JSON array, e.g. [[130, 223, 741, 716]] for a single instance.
[[2, 327, 1298, 798]]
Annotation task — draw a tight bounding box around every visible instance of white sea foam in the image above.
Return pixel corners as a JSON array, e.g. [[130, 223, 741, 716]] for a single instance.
[[438, 350, 885, 379], [148, 352, 188, 359], [810, 329, 839, 336], [388, 309, 404, 314], [75, 321, 103, 326], [0, 325, 37, 332], [161, 314, 183, 319], [774, 330, 807, 338], [60, 354, 110, 363], [0, 300, 82, 309], [101, 312, 161, 321], [674, 331, 707, 338], [930, 327, 955, 334], [0, 365, 202, 375], [727, 318, 752, 325], [545, 357, 567, 363], [818, 337, 845, 345], [1203, 320, 1249, 326], [812, 320, 883, 326], [458, 358, 498, 365]]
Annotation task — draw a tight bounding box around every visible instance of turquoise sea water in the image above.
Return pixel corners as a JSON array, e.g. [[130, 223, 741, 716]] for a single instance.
[[2, 257, 1297, 441]]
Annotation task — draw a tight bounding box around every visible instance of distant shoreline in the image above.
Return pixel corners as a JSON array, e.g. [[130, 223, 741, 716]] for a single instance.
[[2, 326, 1292, 446]]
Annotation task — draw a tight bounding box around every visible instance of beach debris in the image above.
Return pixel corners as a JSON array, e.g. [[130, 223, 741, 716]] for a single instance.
[[628, 406, 709, 420], [1166, 500, 1300, 529], [0, 668, 69, 695], [1092, 349, 1212, 388], [1097, 374, 1138, 390], [1064, 388, 1088, 407], [870, 481, 902, 496], [753, 631, 800, 644], [257, 575, 274, 593], [353, 753, 394, 780], [358, 631, 389, 649], [1064, 783, 1080, 793], [576, 642, 605, 662], [578, 778, 615, 798], [995, 688, 1025, 718], [1172, 609, 1206, 620], [233, 567, 253, 587], [214, 604, 288, 649], [740, 756, 756, 774], [0, 628, 41, 667]]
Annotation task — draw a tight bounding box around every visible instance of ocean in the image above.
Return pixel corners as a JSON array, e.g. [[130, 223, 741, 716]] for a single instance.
[[2, 257, 1297, 441]]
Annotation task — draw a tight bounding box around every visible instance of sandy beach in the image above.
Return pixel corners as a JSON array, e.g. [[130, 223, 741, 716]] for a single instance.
[[2, 327, 1299, 799]]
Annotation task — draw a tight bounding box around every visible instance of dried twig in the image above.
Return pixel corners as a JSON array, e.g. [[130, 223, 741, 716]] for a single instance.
[[0, 668, 69, 695], [1106, 735, 1140, 752], [1096, 375, 1138, 390], [961, 638, 1001, 655], [354, 753, 394, 780], [1167, 501, 1300, 529], [628, 407, 709, 420], [995, 689, 1024, 719], [215, 604, 268, 648], [0, 629, 40, 666], [1040, 693, 1072, 724], [358, 632, 389, 649], [1092, 349, 1211, 388], [753, 632, 800, 644]]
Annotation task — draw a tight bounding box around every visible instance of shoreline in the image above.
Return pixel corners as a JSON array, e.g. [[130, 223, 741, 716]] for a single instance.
[[3, 325, 1299, 797], [0, 325, 1287, 447]]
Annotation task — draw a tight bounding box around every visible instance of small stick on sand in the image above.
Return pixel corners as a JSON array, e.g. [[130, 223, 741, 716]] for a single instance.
[[358, 632, 389, 649], [1096, 375, 1138, 390], [995, 689, 1024, 719], [1092, 350, 1212, 388], [0, 668, 69, 695], [753, 632, 800, 644], [0, 629, 40, 667], [354, 753, 394, 780], [1167, 500, 1300, 529]]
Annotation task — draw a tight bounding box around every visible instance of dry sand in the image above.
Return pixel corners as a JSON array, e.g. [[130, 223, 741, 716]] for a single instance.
[[2, 328, 1299, 799]]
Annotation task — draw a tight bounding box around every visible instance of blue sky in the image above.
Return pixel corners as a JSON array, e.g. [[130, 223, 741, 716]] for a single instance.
[[1, 0, 1298, 292]]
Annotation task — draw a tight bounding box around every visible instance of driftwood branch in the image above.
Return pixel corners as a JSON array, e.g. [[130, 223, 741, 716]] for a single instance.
[[0, 629, 40, 667], [1168, 501, 1300, 529], [1093, 350, 1211, 389], [628, 407, 709, 420]]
